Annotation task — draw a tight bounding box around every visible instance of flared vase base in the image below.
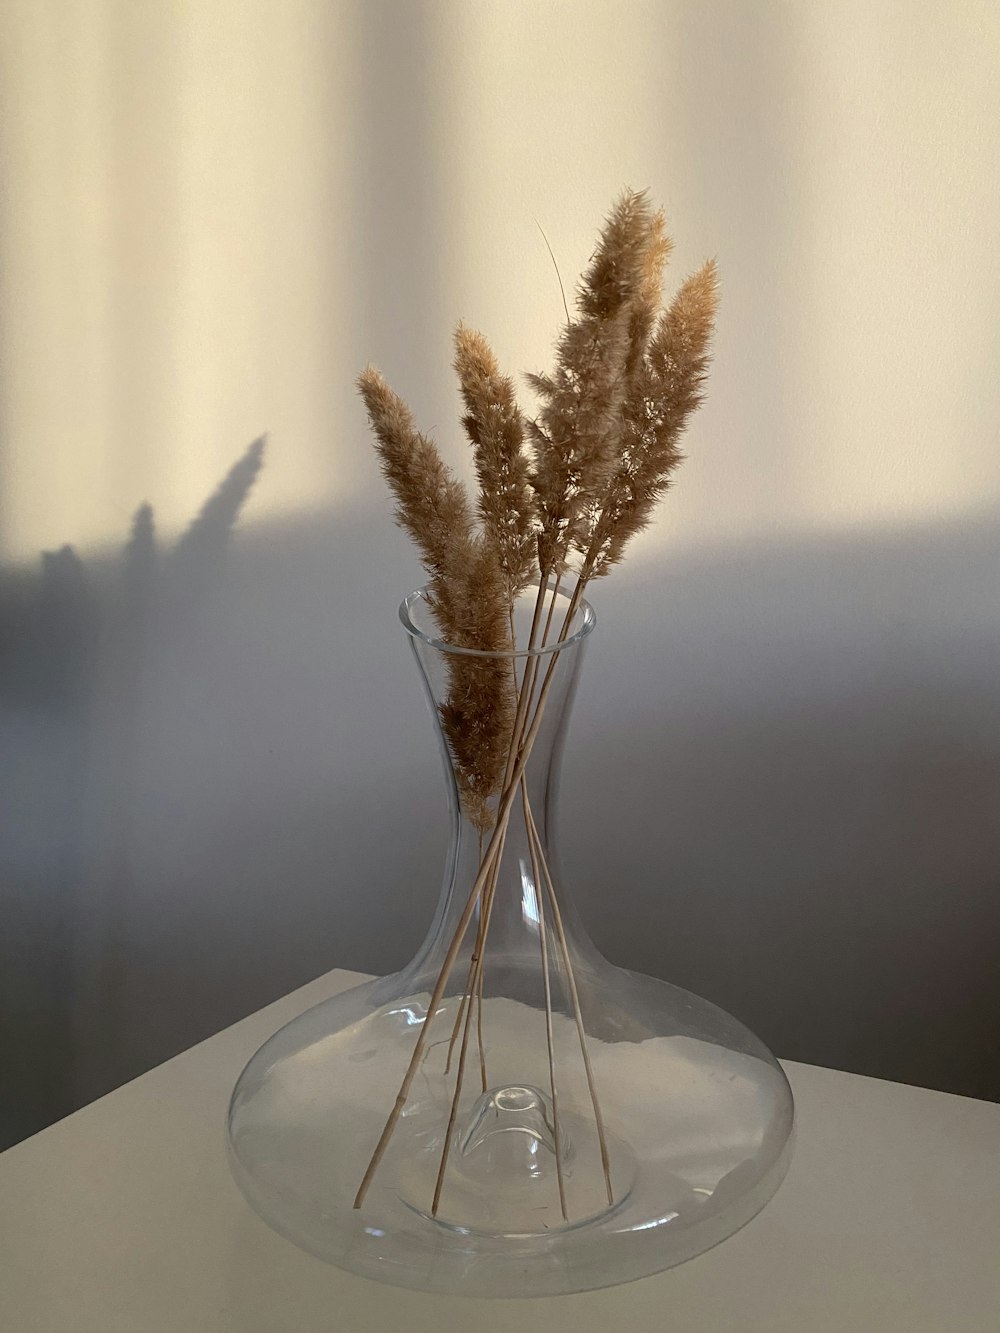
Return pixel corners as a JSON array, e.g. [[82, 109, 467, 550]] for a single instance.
[[228, 968, 794, 1297]]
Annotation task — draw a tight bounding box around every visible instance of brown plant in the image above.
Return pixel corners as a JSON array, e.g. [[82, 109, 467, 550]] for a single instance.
[[453, 322, 538, 602], [583, 257, 719, 578], [354, 189, 719, 1210], [357, 365, 514, 830], [524, 188, 658, 575]]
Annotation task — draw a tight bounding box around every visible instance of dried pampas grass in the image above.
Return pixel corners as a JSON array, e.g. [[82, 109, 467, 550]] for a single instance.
[[453, 322, 537, 604], [354, 188, 719, 1210], [357, 366, 514, 829], [525, 189, 656, 575], [358, 187, 718, 824]]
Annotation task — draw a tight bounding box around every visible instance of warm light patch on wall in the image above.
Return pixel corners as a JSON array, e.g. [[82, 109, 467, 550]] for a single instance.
[[440, 0, 661, 376], [1, 1, 998, 564], [785, 1, 1000, 536], [0, 0, 363, 563], [432, 0, 1000, 559]]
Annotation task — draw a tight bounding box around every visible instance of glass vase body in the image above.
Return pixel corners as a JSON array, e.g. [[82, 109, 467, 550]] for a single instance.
[[227, 586, 794, 1296]]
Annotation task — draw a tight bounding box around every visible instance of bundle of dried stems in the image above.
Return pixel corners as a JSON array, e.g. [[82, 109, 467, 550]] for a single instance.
[[355, 187, 718, 1216]]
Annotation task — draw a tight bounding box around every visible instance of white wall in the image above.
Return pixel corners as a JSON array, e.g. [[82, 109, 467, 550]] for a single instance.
[[1, 0, 998, 1142]]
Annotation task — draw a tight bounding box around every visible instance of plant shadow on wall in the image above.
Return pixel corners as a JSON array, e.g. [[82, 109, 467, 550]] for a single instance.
[[0, 437, 265, 1148]]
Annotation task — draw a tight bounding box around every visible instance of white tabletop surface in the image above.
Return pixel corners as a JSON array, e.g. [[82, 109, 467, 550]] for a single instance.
[[2, 968, 999, 1332]]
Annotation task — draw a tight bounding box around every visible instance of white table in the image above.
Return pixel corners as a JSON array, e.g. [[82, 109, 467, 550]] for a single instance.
[[2, 969, 998, 1332]]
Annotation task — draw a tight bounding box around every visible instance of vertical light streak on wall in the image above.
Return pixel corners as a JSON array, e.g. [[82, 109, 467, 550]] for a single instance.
[[440, 0, 661, 395], [344, 1, 466, 488], [637, 0, 814, 559], [0, 1, 118, 558], [430, 0, 815, 560], [169, 0, 364, 533], [0, 0, 361, 562], [1, 1, 999, 563], [435, 0, 1000, 561], [774, 0, 1000, 534]]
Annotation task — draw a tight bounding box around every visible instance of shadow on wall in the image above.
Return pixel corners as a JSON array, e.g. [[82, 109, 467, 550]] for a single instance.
[[570, 514, 1000, 1103], [0, 437, 266, 1146], [1, 483, 999, 1148]]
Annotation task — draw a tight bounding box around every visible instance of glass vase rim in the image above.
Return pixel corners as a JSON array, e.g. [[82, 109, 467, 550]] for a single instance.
[[399, 582, 596, 659]]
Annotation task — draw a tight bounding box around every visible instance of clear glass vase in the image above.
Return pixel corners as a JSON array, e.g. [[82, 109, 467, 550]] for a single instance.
[[227, 584, 794, 1297]]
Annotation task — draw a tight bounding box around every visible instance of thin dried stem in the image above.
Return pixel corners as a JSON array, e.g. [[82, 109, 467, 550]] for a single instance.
[[476, 949, 487, 1092], [524, 795, 614, 1205], [533, 218, 571, 326], [444, 575, 573, 1207], [442, 588, 542, 1077], [445, 837, 501, 1078], [444, 830, 483, 1076], [352, 824, 504, 1209], [475, 815, 489, 1090], [513, 570, 563, 787], [355, 585, 559, 1209], [504, 578, 550, 779], [513, 575, 587, 776], [438, 844, 500, 1201], [356, 577, 588, 1210], [436, 602, 572, 1215], [522, 776, 567, 1220], [443, 989, 468, 1076], [432, 954, 479, 1216], [433, 593, 554, 1202]]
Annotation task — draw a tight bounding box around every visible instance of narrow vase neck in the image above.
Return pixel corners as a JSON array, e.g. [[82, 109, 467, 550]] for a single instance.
[[403, 583, 599, 978]]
